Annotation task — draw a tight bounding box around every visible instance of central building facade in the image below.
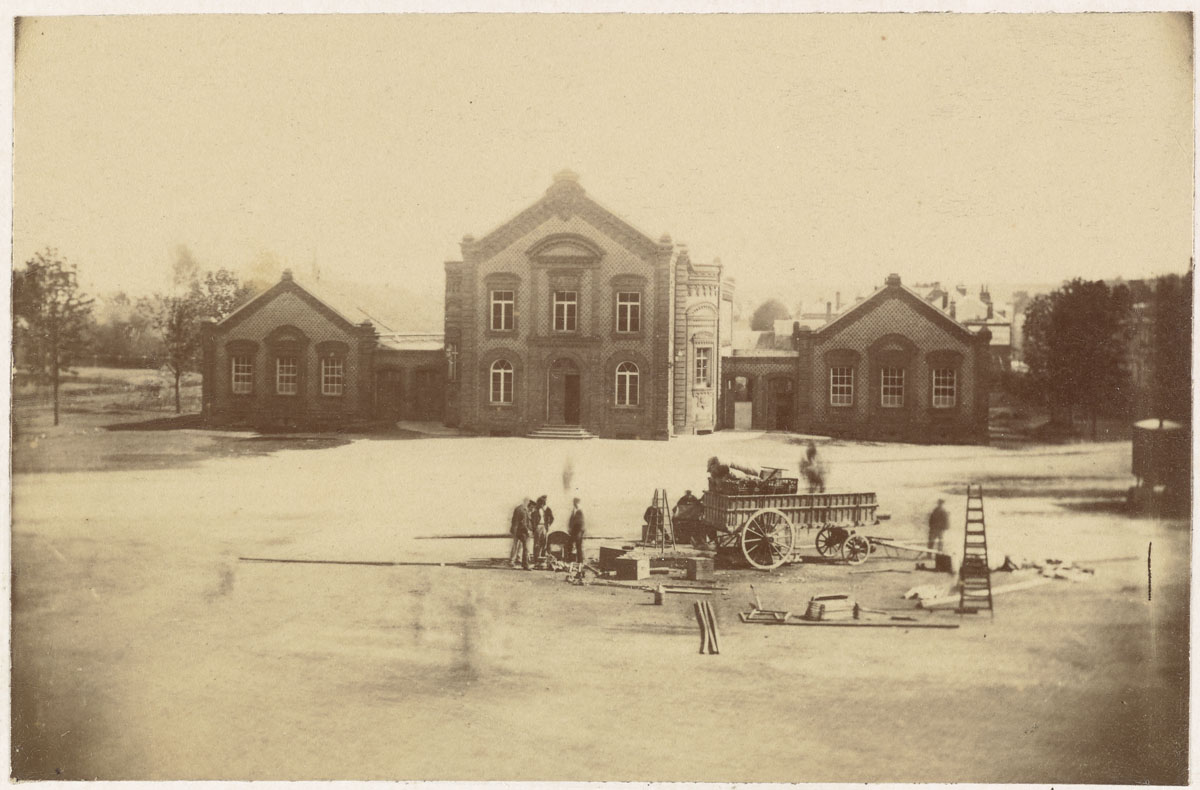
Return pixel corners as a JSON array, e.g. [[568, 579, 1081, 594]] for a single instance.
[[443, 171, 729, 439]]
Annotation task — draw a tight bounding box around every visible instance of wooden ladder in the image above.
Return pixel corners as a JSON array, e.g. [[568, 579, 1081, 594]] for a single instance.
[[646, 489, 677, 554], [958, 484, 994, 615]]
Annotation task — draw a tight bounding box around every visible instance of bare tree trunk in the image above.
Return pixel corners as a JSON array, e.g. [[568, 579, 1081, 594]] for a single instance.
[[174, 367, 182, 414], [52, 364, 60, 426], [51, 336, 60, 427]]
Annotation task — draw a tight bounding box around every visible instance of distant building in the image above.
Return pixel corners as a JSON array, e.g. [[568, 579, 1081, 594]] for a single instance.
[[722, 274, 991, 444]]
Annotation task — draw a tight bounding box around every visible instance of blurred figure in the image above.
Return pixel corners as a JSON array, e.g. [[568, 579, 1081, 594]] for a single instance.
[[927, 498, 950, 554], [509, 497, 533, 570], [568, 497, 586, 564], [799, 440, 826, 493]]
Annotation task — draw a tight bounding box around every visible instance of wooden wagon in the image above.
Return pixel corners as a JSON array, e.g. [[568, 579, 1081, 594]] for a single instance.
[[691, 482, 880, 570]]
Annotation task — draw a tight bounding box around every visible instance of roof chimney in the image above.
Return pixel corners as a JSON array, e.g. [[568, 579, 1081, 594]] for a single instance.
[[835, 291, 841, 310], [886, 273, 902, 288], [942, 292, 948, 310], [281, 269, 293, 282], [826, 301, 832, 321], [949, 300, 957, 320]]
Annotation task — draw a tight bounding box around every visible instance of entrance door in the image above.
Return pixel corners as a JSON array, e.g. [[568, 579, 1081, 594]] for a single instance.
[[376, 369, 404, 421], [547, 358, 581, 425], [413, 369, 441, 419], [564, 372, 581, 425], [770, 378, 794, 431]]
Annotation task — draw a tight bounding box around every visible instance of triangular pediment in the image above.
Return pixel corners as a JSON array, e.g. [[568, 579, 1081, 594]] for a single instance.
[[467, 175, 665, 261]]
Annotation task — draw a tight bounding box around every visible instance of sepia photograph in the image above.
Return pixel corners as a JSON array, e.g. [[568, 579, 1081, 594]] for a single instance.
[[8, 7, 1194, 784]]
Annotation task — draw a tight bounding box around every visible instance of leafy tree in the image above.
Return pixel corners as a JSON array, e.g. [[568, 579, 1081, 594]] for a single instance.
[[143, 248, 259, 413], [140, 294, 202, 414], [13, 249, 95, 426], [1022, 278, 1131, 438], [750, 299, 792, 331], [1150, 270, 1192, 423]]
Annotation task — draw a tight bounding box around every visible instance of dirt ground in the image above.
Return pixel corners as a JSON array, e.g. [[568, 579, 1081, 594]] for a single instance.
[[10, 412, 1190, 782]]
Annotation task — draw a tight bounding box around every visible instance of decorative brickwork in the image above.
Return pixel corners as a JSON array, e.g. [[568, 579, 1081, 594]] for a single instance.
[[448, 173, 719, 440], [802, 277, 987, 443]]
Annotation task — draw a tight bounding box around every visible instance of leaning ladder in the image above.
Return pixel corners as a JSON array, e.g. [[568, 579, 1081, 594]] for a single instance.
[[958, 484, 994, 615]]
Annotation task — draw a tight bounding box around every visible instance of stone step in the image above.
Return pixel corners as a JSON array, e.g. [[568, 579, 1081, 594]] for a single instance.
[[527, 425, 599, 440]]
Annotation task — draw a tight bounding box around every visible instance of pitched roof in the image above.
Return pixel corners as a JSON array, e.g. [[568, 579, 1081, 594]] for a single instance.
[[815, 275, 977, 341]]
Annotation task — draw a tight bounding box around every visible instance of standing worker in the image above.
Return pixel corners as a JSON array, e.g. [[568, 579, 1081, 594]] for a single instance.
[[509, 497, 533, 570], [531, 494, 550, 562], [927, 498, 950, 554], [568, 497, 586, 564]]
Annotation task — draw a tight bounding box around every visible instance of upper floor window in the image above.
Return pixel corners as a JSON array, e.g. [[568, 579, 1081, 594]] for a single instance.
[[617, 292, 641, 333], [553, 291, 578, 332], [321, 357, 344, 396], [490, 359, 513, 404], [615, 361, 640, 406], [231, 356, 253, 395], [276, 357, 299, 395], [881, 367, 904, 408], [830, 366, 853, 406], [694, 347, 712, 387], [932, 368, 956, 408], [491, 290, 515, 331]]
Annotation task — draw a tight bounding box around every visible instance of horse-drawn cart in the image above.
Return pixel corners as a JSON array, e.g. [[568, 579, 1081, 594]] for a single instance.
[[685, 477, 880, 569]]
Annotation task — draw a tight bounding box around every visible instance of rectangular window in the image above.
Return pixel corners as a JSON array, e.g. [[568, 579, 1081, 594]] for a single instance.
[[321, 358, 344, 396], [617, 292, 641, 333], [694, 347, 712, 387], [231, 356, 252, 394], [932, 368, 956, 408], [276, 357, 298, 395], [829, 367, 853, 406], [553, 291, 577, 332], [881, 367, 904, 408], [490, 290, 514, 331]]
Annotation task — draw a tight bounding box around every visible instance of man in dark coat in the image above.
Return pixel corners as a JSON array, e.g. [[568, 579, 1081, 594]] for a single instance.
[[927, 498, 950, 554], [568, 497, 586, 564], [509, 497, 533, 570], [531, 495, 551, 562]]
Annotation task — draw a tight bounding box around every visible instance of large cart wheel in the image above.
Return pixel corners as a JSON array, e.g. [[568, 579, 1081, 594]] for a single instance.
[[841, 533, 871, 565], [740, 508, 796, 570], [815, 526, 844, 557]]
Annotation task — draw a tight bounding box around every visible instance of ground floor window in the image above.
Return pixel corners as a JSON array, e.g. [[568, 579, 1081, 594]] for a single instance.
[[615, 361, 639, 406], [276, 357, 298, 395], [694, 347, 711, 387], [231, 356, 253, 394], [490, 360, 513, 404], [881, 367, 904, 407], [932, 368, 956, 408], [829, 366, 853, 406], [321, 358, 344, 396]]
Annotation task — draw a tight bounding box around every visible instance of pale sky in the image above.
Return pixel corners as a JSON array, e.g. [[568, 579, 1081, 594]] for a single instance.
[[12, 12, 1195, 309]]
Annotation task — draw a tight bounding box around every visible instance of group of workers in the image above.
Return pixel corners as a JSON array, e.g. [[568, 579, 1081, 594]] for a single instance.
[[509, 494, 585, 570]]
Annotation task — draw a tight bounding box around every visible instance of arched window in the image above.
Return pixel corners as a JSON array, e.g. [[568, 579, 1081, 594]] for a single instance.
[[615, 361, 639, 406], [490, 359, 514, 404]]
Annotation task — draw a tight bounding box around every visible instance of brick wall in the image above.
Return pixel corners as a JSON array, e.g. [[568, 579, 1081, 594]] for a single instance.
[[207, 285, 373, 429], [457, 211, 669, 439], [807, 287, 985, 443]]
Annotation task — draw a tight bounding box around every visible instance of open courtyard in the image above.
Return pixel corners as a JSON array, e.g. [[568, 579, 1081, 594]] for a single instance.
[[10, 411, 1189, 783]]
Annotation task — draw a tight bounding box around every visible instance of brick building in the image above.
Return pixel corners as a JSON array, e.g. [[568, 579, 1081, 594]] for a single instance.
[[722, 274, 990, 444], [200, 270, 444, 430], [443, 171, 728, 439]]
